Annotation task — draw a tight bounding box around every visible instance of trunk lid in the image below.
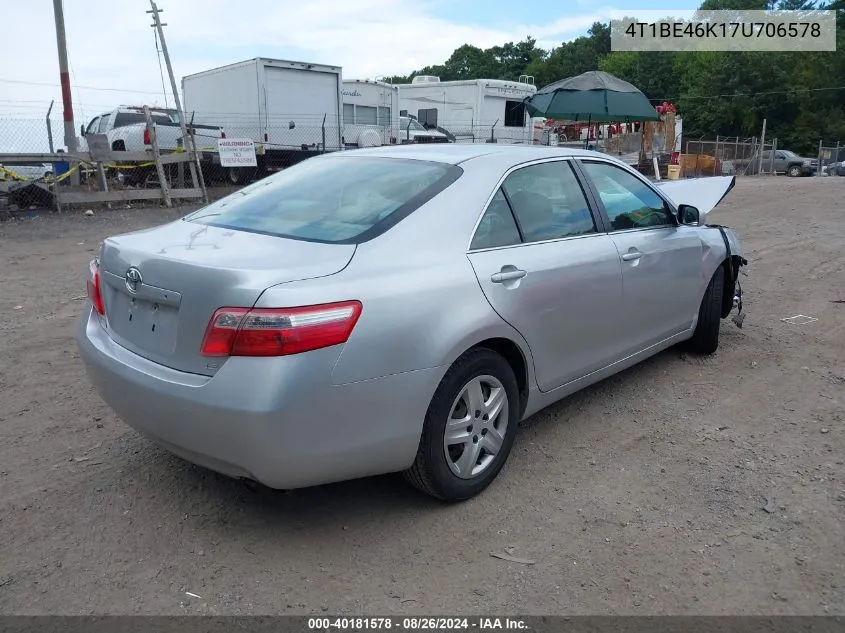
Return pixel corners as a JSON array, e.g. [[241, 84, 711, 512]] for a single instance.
[[97, 219, 355, 376]]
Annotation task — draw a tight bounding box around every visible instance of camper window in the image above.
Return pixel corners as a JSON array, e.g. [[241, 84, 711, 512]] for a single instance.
[[504, 100, 526, 128], [378, 107, 391, 127], [356, 105, 378, 125], [344, 103, 382, 126]]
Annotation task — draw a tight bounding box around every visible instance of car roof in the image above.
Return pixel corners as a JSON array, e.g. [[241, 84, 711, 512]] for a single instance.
[[337, 144, 607, 166]]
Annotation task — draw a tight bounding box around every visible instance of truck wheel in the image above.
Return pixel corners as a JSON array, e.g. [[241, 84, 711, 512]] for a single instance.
[[787, 165, 802, 177]]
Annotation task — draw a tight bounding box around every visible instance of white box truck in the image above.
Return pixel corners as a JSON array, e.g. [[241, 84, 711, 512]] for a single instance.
[[397, 76, 537, 144], [182, 57, 343, 182]]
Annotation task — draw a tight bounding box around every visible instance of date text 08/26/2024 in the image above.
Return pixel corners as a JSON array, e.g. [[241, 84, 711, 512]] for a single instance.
[[307, 617, 528, 631]]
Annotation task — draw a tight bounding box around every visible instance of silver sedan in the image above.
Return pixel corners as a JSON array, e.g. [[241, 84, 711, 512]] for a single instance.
[[76, 145, 747, 501]]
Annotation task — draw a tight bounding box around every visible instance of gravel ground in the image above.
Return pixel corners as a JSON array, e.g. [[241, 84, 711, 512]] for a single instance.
[[0, 176, 843, 615]]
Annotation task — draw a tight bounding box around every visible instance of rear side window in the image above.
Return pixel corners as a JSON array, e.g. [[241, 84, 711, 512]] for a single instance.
[[470, 190, 521, 250], [186, 157, 462, 243], [502, 161, 595, 242], [470, 160, 597, 250]]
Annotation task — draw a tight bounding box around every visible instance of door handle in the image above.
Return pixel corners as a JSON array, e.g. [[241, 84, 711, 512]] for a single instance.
[[621, 251, 642, 261], [491, 269, 527, 283]]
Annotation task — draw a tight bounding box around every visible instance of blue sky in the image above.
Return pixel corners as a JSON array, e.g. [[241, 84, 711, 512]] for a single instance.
[[429, 0, 701, 27]]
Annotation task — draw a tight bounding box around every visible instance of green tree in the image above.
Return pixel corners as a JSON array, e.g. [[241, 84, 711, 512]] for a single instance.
[[383, 1, 845, 152]]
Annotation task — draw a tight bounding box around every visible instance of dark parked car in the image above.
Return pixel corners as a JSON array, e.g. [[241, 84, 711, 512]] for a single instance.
[[760, 149, 818, 176], [823, 160, 845, 176]]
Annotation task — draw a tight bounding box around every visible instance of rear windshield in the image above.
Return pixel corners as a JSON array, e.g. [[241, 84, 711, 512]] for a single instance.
[[185, 156, 461, 243], [113, 112, 174, 128]]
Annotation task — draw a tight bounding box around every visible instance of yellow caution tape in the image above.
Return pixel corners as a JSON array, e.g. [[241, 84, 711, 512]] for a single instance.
[[0, 166, 29, 181]]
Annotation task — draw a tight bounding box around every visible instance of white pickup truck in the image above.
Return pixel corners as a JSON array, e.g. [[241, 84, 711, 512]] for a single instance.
[[77, 106, 224, 154]]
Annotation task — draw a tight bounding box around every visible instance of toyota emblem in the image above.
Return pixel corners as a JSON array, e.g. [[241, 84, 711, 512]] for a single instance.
[[125, 267, 142, 294]]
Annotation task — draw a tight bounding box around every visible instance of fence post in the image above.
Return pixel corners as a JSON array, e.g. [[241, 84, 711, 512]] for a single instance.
[[817, 139, 823, 177], [714, 138, 719, 175], [770, 138, 777, 173], [96, 162, 110, 210], [187, 111, 208, 203], [836, 141, 841, 163], [757, 118, 767, 175], [144, 105, 172, 208], [46, 101, 55, 153], [321, 114, 327, 153], [734, 137, 740, 173]]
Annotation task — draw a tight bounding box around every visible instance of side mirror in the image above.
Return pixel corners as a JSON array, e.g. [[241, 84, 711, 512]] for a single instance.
[[678, 204, 700, 225], [80, 124, 86, 137]]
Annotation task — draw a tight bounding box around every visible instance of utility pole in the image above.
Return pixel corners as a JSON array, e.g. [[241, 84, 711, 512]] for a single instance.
[[52, 0, 80, 185], [147, 0, 208, 203]]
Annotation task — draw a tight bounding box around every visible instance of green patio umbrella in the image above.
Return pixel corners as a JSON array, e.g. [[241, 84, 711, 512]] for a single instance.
[[524, 70, 660, 123]]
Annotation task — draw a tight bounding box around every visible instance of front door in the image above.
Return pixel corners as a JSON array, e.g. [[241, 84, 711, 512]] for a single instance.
[[467, 159, 625, 391], [578, 159, 703, 355]]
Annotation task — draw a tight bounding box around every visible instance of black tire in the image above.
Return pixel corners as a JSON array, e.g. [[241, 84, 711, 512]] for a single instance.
[[404, 347, 520, 502], [687, 265, 725, 355], [787, 165, 802, 177]]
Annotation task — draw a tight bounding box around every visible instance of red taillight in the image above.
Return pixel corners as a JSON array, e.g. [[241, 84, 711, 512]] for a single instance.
[[200, 301, 362, 357], [87, 259, 105, 316], [220, 130, 226, 139], [143, 127, 151, 145]]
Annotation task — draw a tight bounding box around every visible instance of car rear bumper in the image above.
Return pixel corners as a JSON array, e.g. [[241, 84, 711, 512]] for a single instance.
[[75, 306, 443, 489]]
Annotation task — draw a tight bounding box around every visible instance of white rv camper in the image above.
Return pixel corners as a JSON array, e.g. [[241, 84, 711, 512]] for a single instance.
[[341, 80, 399, 147], [397, 76, 537, 144]]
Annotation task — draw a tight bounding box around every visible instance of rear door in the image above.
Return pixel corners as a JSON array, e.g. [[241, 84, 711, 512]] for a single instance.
[[578, 159, 702, 355], [466, 159, 625, 392], [264, 66, 341, 150]]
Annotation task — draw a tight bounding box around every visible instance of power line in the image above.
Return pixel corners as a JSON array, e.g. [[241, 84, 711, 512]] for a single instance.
[[154, 29, 169, 107], [0, 77, 166, 95], [650, 85, 845, 101]]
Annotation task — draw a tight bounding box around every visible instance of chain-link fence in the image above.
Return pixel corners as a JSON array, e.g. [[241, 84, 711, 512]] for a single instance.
[[0, 113, 346, 188], [817, 141, 844, 176], [683, 136, 782, 176]]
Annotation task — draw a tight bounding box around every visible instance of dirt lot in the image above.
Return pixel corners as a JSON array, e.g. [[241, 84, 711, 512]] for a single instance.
[[0, 176, 843, 616]]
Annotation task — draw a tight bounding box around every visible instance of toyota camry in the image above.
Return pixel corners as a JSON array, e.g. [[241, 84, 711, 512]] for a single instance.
[[76, 144, 747, 501]]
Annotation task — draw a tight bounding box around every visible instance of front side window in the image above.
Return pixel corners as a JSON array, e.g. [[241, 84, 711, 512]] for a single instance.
[[581, 161, 674, 231], [186, 157, 461, 244], [97, 116, 110, 134], [86, 117, 101, 134]]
